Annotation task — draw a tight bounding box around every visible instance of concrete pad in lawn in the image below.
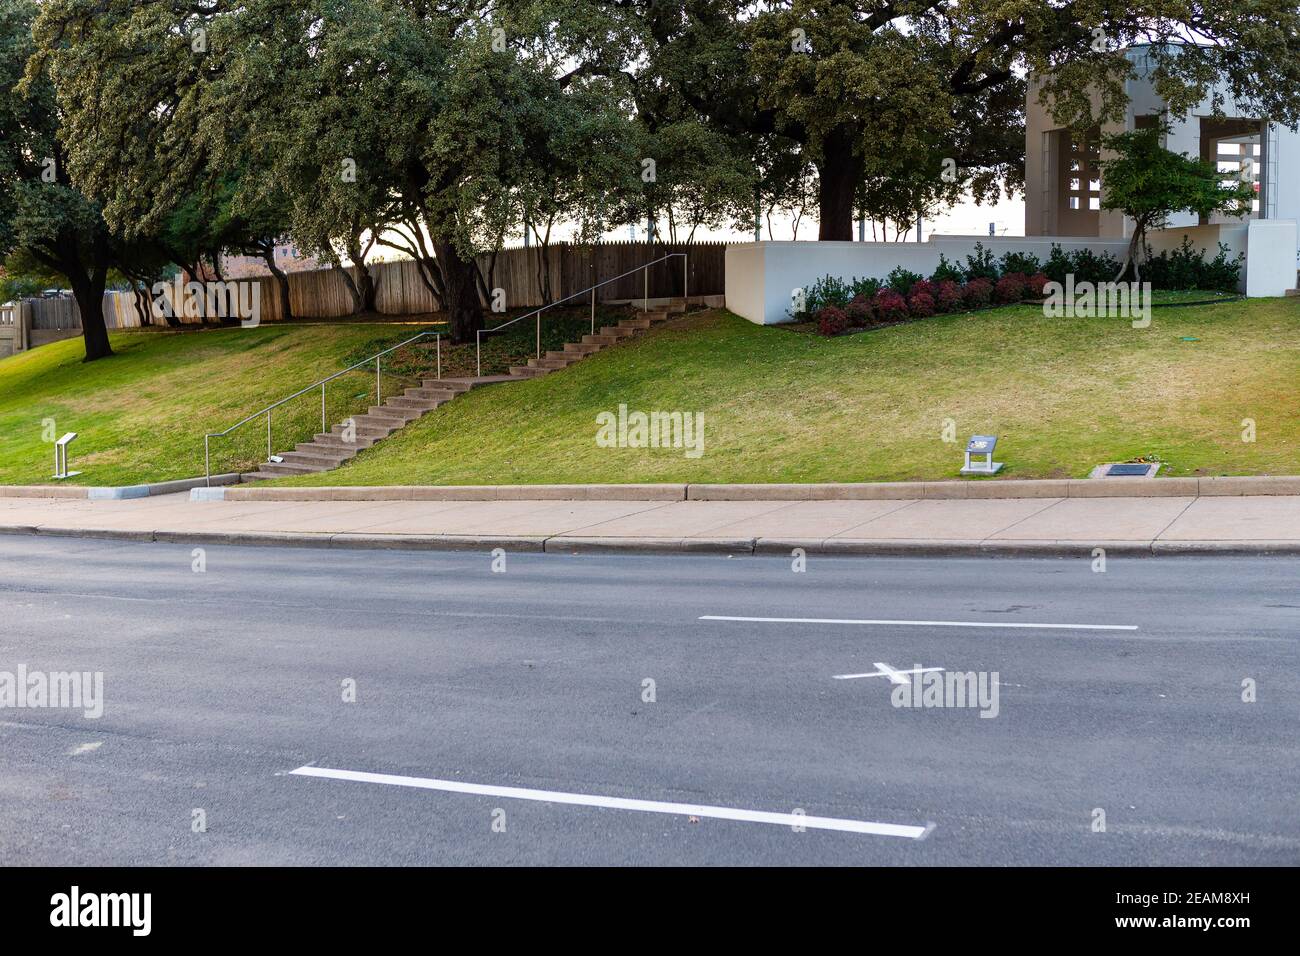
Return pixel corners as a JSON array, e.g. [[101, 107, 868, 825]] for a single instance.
[[698, 498, 919, 539], [829, 497, 1063, 540], [986, 496, 1194, 542], [1158, 495, 1300, 540], [554, 500, 795, 538]]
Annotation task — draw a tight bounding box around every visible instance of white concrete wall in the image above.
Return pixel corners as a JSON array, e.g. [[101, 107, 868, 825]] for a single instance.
[[727, 226, 1295, 324], [1244, 220, 1299, 296]]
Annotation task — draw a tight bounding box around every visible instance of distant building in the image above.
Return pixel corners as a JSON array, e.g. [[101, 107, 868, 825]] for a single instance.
[[217, 242, 324, 279]]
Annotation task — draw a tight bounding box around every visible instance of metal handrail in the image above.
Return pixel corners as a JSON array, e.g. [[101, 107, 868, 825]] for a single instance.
[[475, 252, 688, 376], [204, 329, 441, 485]]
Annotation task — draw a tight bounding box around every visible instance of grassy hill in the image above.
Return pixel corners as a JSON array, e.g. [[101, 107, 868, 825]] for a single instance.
[[2, 298, 1298, 487], [278, 299, 1300, 485], [0, 323, 436, 486]]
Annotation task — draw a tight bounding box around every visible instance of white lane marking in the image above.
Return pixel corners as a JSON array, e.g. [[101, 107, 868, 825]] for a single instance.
[[700, 615, 1138, 631], [834, 662, 944, 683], [68, 742, 102, 756], [289, 765, 929, 839]]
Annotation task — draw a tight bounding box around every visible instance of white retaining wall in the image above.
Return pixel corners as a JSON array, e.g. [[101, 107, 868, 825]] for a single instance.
[[725, 228, 1297, 325], [726, 235, 1130, 325]]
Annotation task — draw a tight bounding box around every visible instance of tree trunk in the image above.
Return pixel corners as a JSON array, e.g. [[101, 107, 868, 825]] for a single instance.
[[339, 264, 363, 315], [815, 129, 864, 241], [261, 250, 293, 321], [71, 268, 112, 362], [434, 239, 483, 345], [357, 264, 378, 312], [1115, 223, 1146, 283]]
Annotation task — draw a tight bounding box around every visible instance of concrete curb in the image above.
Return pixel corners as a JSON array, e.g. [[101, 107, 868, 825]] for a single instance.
[[1, 473, 241, 501], [163, 474, 1300, 503], [215, 483, 688, 502], [4, 522, 1300, 557]]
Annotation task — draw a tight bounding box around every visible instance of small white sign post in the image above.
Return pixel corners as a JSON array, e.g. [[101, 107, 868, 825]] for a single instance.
[[53, 432, 80, 480]]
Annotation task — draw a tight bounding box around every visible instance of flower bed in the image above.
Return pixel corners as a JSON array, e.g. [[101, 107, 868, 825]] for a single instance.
[[795, 240, 1243, 337]]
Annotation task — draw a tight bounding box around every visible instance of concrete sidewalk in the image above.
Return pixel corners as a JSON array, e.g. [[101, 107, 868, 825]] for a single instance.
[[2, 489, 1299, 555]]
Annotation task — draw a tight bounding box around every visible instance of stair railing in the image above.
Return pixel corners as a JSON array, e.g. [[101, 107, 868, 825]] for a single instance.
[[475, 252, 688, 377], [203, 330, 441, 486]]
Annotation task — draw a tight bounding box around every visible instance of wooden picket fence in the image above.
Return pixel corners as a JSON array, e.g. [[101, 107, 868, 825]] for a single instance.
[[34, 242, 728, 331]]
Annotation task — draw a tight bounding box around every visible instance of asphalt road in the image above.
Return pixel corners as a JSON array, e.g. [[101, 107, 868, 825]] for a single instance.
[[0, 534, 1296, 866]]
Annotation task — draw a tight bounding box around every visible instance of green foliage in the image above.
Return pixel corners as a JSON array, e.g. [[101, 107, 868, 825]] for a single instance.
[[1100, 124, 1255, 231], [961, 243, 999, 282], [1041, 244, 1123, 286], [1141, 239, 1243, 291], [929, 254, 964, 285], [998, 250, 1041, 277], [885, 266, 924, 294], [850, 276, 882, 299], [797, 273, 854, 316]]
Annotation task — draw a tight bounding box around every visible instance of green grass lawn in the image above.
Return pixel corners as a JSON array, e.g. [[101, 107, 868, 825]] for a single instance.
[[276, 298, 1300, 486], [2, 298, 1298, 487], [0, 304, 645, 486], [0, 323, 436, 485]]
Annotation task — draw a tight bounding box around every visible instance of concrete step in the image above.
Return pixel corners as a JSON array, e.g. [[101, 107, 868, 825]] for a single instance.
[[334, 419, 398, 439], [386, 396, 446, 411], [280, 448, 358, 468], [421, 379, 473, 393], [599, 326, 634, 339], [528, 356, 576, 370], [508, 365, 550, 377], [545, 350, 582, 361], [582, 334, 619, 346], [368, 405, 422, 422], [619, 317, 651, 330], [311, 433, 378, 450], [564, 342, 602, 354], [405, 386, 459, 400]]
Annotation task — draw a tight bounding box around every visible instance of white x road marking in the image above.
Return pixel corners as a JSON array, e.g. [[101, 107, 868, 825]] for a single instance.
[[834, 662, 944, 683], [290, 765, 932, 839]]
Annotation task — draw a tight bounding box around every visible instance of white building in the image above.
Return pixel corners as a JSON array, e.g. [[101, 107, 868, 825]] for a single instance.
[[1025, 44, 1300, 261]]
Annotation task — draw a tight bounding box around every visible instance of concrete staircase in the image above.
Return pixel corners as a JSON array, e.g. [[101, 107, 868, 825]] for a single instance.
[[242, 297, 698, 480]]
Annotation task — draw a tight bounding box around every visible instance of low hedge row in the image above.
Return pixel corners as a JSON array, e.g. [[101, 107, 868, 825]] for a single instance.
[[815, 273, 1049, 337]]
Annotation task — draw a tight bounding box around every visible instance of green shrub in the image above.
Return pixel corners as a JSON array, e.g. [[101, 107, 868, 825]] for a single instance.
[[962, 242, 999, 282], [885, 266, 923, 294], [850, 276, 882, 299], [998, 250, 1041, 277], [930, 254, 964, 285], [1142, 238, 1242, 291], [1040, 243, 1121, 286], [793, 273, 853, 319]]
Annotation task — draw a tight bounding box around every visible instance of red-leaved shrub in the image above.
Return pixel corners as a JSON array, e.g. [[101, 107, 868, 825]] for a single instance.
[[874, 288, 909, 323], [962, 278, 993, 308], [1025, 272, 1050, 298], [995, 272, 1028, 303], [845, 295, 875, 328], [936, 280, 964, 313], [908, 279, 937, 300], [816, 305, 849, 337], [907, 290, 936, 318]]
